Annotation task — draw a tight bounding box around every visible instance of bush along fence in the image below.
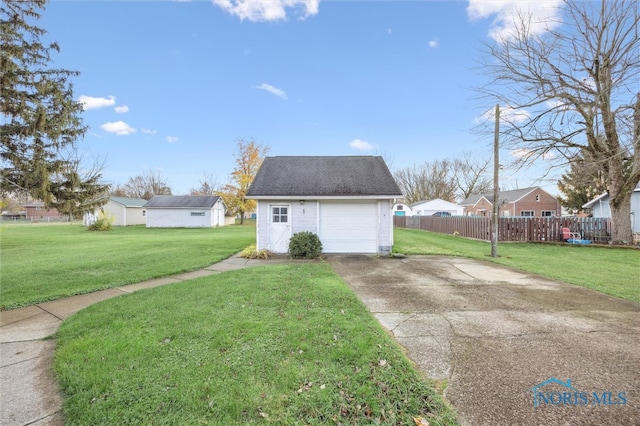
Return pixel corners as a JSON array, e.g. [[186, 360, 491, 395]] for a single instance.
[[393, 216, 612, 244]]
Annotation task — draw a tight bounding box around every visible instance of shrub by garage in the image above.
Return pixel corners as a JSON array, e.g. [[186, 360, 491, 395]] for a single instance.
[[289, 232, 323, 259]]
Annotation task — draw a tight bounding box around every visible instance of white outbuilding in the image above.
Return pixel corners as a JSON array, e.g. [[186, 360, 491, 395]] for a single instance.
[[83, 197, 148, 226], [106, 197, 148, 226], [247, 156, 402, 254], [144, 195, 226, 228]]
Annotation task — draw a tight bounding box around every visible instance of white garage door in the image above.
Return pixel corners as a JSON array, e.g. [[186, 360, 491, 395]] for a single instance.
[[319, 202, 378, 253]]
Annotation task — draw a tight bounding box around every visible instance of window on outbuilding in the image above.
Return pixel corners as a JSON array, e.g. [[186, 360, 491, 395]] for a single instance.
[[272, 206, 288, 223], [520, 210, 534, 217]]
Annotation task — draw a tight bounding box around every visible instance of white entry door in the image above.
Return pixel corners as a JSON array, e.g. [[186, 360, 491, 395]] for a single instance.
[[268, 205, 291, 253]]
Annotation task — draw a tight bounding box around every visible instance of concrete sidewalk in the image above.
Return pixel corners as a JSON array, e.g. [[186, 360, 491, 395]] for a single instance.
[[0, 254, 290, 426]]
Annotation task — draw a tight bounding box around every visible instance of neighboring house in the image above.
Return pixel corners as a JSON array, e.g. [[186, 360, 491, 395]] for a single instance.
[[23, 202, 62, 220], [1, 211, 26, 221], [246, 156, 403, 254], [144, 195, 226, 228], [583, 183, 640, 233], [392, 201, 412, 216], [410, 198, 464, 216], [460, 187, 561, 217]]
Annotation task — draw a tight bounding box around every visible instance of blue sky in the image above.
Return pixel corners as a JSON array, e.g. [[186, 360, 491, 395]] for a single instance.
[[41, 0, 566, 196]]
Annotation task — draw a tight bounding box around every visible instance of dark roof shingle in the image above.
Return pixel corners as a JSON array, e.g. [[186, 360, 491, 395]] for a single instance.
[[247, 156, 402, 197], [460, 187, 544, 205], [144, 195, 221, 208]]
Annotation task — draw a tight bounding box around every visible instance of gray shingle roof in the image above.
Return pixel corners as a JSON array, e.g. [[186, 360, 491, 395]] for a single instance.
[[460, 187, 541, 205], [110, 197, 148, 207], [144, 195, 221, 208], [247, 156, 402, 197], [459, 194, 484, 206]]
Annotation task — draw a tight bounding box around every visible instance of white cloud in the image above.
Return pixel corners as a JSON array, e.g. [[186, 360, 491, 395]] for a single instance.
[[255, 83, 288, 99], [79, 95, 116, 111], [511, 148, 555, 160], [511, 148, 532, 159], [349, 138, 377, 152], [114, 105, 129, 113], [141, 128, 157, 135], [101, 121, 136, 136], [474, 106, 530, 125], [166, 136, 179, 143], [428, 39, 438, 48], [212, 0, 319, 22], [466, 0, 564, 43]]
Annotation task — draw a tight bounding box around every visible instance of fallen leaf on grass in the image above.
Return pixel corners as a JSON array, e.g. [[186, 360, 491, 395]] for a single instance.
[[297, 381, 313, 393]]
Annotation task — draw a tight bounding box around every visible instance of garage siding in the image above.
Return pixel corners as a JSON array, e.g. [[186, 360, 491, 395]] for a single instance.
[[146, 209, 213, 228], [291, 201, 318, 235], [256, 201, 319, 251], [377, 199, 393, 253], [256, 199, 394, 254]]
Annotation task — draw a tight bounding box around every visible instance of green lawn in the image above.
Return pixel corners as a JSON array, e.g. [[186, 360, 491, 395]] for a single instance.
[[54, 264, 458, 426], [394, 227, 640, 303], [0, 223, 255, 310]]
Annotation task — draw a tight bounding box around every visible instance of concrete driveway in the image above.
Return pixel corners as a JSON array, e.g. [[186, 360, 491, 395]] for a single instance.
[[327, 255, 640, 426]]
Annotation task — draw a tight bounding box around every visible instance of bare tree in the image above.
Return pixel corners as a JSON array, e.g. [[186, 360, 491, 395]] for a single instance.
[[394, 159, 457, 204], [190, 173, 219, 196], [109, 184, 128, 197], [394, 153, 491, 204], [476, 0, 639, 244], [123, 170, 172, 200], [454, 152, 492, 200]]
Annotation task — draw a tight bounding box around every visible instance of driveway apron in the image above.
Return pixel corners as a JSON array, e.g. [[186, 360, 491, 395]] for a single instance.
[[327, 255, 640, 426]]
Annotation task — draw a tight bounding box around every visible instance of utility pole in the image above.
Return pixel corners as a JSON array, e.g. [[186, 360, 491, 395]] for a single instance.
[[491, 104, 500, 258]]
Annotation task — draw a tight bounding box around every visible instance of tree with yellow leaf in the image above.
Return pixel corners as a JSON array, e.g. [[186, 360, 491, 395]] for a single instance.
[[219, 140, 268, 224]]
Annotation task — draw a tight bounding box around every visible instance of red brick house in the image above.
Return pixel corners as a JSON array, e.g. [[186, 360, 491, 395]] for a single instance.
[[460, 187, 561, 218], [23, 202, 62, 220]]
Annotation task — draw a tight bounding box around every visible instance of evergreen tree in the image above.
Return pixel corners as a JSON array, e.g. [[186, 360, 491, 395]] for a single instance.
[[558, 149, 632, 214], [1, 0, 88, 204], [557, 152, 608, 214], [49, 155, 110, 219]]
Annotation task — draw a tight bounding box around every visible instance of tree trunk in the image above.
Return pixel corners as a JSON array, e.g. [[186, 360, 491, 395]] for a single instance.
[[608, 153, 634, 244], [609, 193, 633, 244]]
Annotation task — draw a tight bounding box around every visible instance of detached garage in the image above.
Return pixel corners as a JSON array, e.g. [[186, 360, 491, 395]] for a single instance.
[[144, 195, 226, 228], [247, 156, 403, 254]]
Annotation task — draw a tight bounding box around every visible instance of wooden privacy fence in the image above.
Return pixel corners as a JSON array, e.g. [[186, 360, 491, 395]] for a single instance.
[[393, 216, 612, 243]]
